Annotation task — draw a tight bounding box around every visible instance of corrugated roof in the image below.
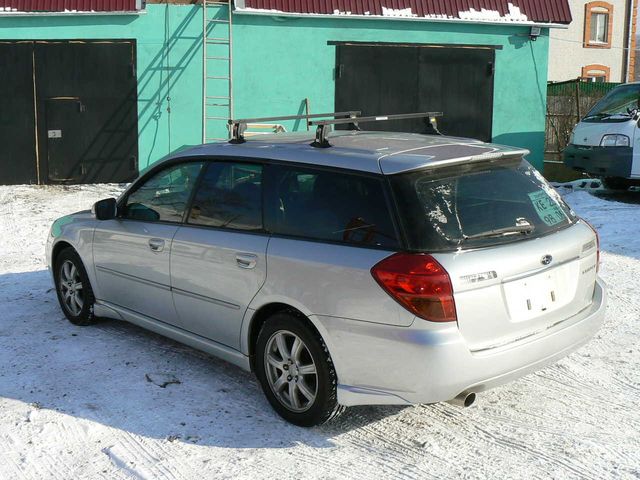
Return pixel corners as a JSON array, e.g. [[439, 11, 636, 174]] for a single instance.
[[238, 0, 572, 25], [0, 0, 139, 12]]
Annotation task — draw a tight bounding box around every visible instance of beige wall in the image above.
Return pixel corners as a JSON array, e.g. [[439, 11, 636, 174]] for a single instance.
[[548, 0, 632, 82]]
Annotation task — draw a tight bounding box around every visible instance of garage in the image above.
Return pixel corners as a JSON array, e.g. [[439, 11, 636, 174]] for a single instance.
[[334, 42, 495, 141], [0, 40, 139, 185]]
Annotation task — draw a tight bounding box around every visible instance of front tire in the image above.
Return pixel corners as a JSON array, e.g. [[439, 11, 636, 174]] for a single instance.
[[255, 312, 345, 427], [54, 248, 97, 326]]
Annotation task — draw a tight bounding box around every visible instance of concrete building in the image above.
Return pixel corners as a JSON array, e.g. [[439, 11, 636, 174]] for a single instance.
[[0, 0, 573, 185], [548, 0, 638, 82]]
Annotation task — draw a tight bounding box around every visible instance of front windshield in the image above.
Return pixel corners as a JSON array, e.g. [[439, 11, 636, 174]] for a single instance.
[[584, 84, 640, 121]]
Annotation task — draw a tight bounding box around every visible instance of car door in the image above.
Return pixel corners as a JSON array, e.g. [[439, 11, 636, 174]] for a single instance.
[[171, 161, 269, 349], [93, 161, 204, 324]]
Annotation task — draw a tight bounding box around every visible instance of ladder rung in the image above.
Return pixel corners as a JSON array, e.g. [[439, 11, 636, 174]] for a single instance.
[[208, 18, 230, 23], [206, 95, 231, 99], [207, 76, 230, 80], [206, 38, 230, 44], [207, 103, 230, 107], [206, 56, 230, 61]]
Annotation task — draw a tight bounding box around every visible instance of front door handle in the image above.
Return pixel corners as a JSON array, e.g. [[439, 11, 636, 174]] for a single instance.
[[148, 238, 165, 252], [236, 253, 257, 269]]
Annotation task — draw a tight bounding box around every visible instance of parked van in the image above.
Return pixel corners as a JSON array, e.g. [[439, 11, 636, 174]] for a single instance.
[[564, 82, 640, 190]]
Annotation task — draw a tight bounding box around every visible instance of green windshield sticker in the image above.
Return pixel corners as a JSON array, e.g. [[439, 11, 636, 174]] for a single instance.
[[528, 190, 566, 226]]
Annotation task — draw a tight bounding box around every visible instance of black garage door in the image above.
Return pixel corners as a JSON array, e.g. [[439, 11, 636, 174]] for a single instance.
[[0, 40, 138, 185], [335, 43, 495, 142]]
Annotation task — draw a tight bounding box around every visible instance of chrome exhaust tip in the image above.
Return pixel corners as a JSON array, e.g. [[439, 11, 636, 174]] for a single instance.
[[447, 391, 476, 408]]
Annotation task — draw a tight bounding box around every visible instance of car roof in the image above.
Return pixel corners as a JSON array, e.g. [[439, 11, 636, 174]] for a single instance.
[[169, 131, 530, 175]]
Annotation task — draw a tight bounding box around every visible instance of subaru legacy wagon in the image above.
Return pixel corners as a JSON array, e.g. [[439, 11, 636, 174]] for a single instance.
[[47, 122, 606, 427]]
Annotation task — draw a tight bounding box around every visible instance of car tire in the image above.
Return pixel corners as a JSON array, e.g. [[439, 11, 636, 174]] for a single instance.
[[255, 312, 345, 427], [54, 247, 98, 326], [602, 177, 631, 191]]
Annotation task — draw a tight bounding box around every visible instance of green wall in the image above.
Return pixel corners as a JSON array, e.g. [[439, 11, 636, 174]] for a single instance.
[[0, 5, 204, 172], [0, 5, 550, 173], [232, 14, 550, 168]]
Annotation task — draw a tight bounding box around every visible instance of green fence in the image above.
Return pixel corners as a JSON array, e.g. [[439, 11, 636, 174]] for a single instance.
[[545, 79, 620, 159]]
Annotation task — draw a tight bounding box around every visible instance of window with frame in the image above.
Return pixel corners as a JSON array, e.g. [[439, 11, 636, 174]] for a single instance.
[[123, 162, 204, 223], [581, 64, 611, 82], [584, 2, 613, 48], [187, 162, 263, 231], [265, 165, 400, 249]]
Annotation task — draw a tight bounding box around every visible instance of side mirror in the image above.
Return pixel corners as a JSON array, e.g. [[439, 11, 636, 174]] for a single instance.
[[92, 198, 117, 221]]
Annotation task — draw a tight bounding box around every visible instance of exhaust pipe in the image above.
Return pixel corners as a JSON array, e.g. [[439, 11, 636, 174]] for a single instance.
[[447, 391, 476, 408]]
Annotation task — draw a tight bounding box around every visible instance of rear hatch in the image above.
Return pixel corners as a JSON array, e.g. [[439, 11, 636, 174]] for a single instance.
[[391, 157, 598, 351]]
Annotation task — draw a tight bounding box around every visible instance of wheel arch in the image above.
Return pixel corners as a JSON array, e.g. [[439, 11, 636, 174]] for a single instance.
[[243, 302, 341, 376]]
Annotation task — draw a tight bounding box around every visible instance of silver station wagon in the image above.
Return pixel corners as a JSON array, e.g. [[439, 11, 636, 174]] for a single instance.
[[47, 112, 606, 427]]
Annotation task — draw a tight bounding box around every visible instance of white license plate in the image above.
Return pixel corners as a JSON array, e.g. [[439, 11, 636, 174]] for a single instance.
[[503, 270, 562, 322]]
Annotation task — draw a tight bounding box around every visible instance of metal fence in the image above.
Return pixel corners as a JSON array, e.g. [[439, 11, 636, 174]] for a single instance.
[[545, 79, 620, 159]]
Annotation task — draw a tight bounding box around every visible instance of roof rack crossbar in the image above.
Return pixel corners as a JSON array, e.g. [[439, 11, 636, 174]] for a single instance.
[[229, 111, 360, 144], [309, 112, 443, 148]]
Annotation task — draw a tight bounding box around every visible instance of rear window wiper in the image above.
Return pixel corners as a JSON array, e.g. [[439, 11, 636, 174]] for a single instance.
[[462, 224, 535, 241]]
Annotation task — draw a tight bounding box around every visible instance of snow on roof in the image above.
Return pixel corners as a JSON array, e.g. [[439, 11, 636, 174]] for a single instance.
[[235, 0, 572, 26]]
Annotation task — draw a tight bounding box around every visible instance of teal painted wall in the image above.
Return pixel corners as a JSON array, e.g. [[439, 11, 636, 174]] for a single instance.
[[0, 5, 549, 173], [0, 5, 204, 172], [232, 15, 550, 168]]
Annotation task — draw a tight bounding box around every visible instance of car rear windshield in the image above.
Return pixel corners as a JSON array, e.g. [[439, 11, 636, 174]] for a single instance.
[[390, 158, 577, 252]]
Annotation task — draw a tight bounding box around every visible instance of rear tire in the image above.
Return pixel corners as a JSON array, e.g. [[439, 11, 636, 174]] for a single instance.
[[602, 177, 631, 191], [54, 247, 97, 326], [255, 312, 345, 427]]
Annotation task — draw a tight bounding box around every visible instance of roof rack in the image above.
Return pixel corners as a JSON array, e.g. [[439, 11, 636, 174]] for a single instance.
[[308, 112, 443, 148], [228, 111, 360, 144]]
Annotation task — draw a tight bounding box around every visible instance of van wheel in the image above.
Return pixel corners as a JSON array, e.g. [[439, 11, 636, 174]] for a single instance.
[[602, 177, 631, 191], [255, 312, 345, 427], [54, 248, 97, 326]]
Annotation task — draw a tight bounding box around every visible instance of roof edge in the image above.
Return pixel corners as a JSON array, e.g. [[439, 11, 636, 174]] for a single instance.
[[233, 6, 569, 29]]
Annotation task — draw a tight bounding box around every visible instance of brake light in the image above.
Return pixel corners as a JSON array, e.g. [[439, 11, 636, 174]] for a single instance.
[[581, 218, 600, 272], [371, 253, 457, 322]]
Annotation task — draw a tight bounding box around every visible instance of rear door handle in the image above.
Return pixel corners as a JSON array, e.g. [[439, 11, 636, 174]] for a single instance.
[[236, 253, 257, 269], [148, 238, 165, 252]]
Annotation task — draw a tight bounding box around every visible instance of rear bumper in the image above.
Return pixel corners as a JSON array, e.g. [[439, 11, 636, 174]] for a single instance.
[[563, 144, 633, 178], [322, 278, 606, 407]]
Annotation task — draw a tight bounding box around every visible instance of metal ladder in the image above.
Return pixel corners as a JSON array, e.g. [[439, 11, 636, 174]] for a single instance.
[[202, 0, 233, 143]]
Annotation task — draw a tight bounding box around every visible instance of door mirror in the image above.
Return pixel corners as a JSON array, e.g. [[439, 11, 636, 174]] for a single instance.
[[93, 198, 117, 220]]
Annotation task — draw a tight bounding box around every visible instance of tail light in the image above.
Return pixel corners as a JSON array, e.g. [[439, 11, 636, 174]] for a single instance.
[[371, 253, 457, 322], [581, 218, 600, 272]]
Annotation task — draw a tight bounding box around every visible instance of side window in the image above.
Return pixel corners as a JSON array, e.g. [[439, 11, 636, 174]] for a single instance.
[[187, 162, 263, 231], [266, 166, 399, 249], [123, 162, 204, 222]]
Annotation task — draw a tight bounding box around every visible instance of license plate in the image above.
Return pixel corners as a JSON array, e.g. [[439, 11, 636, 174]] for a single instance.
[[503, 270, 562, 322]]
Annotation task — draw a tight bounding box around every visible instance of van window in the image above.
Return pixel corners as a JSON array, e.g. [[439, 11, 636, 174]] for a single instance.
[[187, 162, 263, 231], [391, 159, 577, 252], [266, 166, 399, 249]]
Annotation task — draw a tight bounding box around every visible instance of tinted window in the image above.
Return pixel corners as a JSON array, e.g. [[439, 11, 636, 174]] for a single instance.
[[266, 166, 399, 248], [123, 162, 203, 222], [187, 162, 263, 231], [391, 159, 577, 252]]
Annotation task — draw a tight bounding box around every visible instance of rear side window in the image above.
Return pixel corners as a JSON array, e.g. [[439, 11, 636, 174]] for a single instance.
[[123, 162, 204, 222], [266, 165, 399, 249], [391, 159, 577, 252], [187, 162, 263, 231]]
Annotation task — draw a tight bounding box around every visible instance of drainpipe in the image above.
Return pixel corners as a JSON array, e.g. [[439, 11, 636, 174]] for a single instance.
[[625, 0, 634, 82]]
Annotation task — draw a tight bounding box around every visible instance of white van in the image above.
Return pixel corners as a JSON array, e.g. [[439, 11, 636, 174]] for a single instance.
[[564, 82, 640, 190]]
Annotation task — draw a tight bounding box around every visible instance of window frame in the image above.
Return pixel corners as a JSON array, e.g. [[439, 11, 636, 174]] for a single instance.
[[118, 155, 405, 251], [581, 64, 611, 82], [117, 159, 207, 225], [584, 1, 613, 49], [263, 161, 404, 251], [185, 160, 267, 234]]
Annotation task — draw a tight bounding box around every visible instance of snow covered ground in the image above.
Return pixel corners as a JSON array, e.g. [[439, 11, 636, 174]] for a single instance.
[[0, 184, 639, 479]]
